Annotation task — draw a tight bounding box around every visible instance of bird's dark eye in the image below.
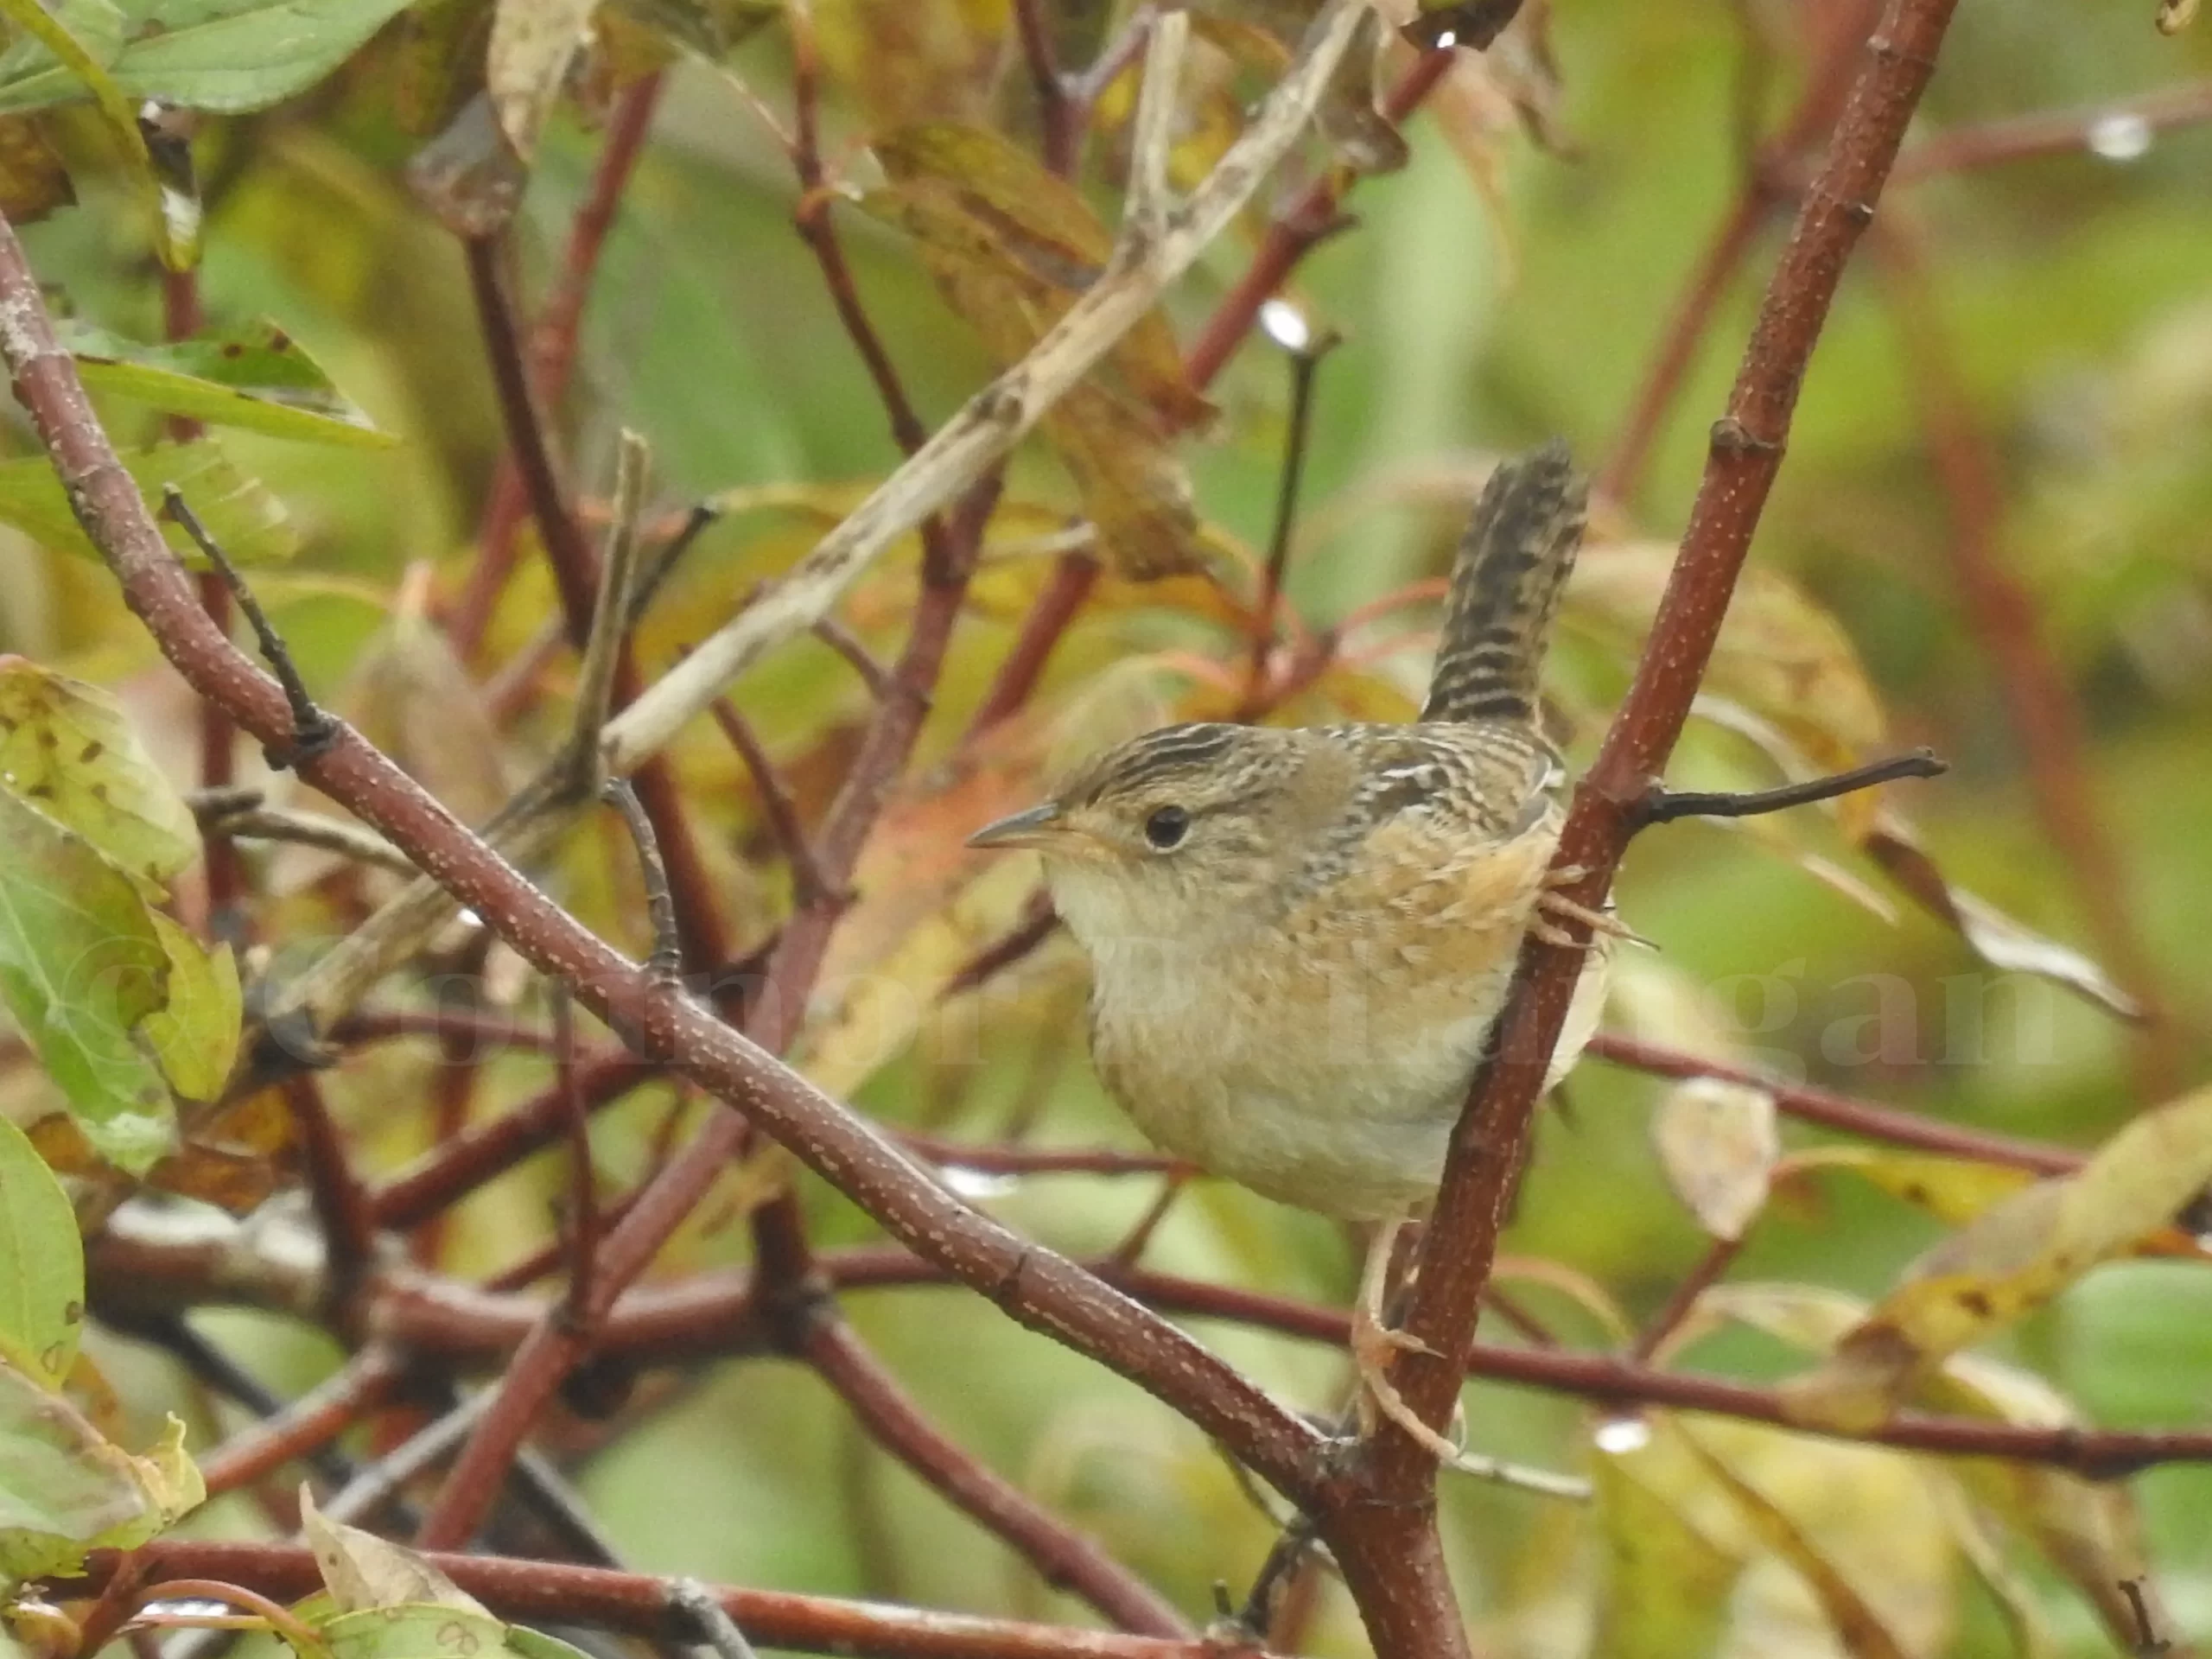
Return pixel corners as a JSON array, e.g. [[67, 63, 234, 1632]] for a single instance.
[[1143, 805, 1190, 850]]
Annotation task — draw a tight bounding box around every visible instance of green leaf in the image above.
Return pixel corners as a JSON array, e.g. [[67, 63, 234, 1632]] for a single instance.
[[0, 0, 412, 116], [141, 913, 238, 1102], [0, 438, 298, 567], [0, 786, 174, 1173], [0, 1116, 83, 1388], [0, 1364, 201, 1583], [0, 658, 200, 896], [59, 317, 397, 448]]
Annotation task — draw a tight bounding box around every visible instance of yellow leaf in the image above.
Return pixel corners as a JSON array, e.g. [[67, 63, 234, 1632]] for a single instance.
[[1783, 1084, 2212, 1430], [1775, 1147, 2040, 1228], [1675, 1423, 1916, 1659]]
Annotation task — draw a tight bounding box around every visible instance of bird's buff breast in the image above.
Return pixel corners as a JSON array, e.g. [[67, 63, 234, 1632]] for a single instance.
[[1081, 917, 1527, 1222]]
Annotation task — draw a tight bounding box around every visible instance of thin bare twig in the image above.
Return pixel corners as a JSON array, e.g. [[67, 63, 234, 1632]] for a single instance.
[[1123, 9, 1189, 241], [567, 433, 650, 791], [709, 696, 835, 908]]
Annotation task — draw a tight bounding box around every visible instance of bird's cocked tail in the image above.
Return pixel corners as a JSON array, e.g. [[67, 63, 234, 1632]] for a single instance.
[[1421, 440, 1588, 725]]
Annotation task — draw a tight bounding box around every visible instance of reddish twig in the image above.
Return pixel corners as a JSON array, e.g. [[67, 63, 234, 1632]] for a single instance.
[[60, 1548, 1263, 1659], [333, 1006, 561, 1055], [1322, 7, 1966, 1652], [1597, 0, 1885, 505], [894, 1132, 1175, 1178], [1627, 1233, 1746, 1364], [802, 1315, 1191, 1636], [451, 75, 665, 660], [357, 1249, 2212, 1481], [555, 988, 601, 1329], [371, 1049, 660, 1231], [1891, 77, 2212, 183], [284, 1074, 376, 1306], [195, 1349, 404, 1497], [160, 266, 245, 927], [813, 614, 897, 699], [1010, 0, 1077, 175], [1586, 1031, 2086, 1173], [709, 695, 836, 908], [965, 554, 1101, 739], [464, 236, 730, 976]]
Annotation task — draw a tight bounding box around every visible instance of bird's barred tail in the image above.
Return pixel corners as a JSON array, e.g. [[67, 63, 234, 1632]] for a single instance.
[[1420, 439, 1588, 725]]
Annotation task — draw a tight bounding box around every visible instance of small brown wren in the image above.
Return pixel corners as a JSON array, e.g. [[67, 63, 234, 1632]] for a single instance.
[[968, 442, 1616, 1456]]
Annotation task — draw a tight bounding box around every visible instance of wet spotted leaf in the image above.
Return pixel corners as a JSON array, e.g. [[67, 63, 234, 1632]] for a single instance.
[[0, 786, 174, 1173], [0, 1364, 200, 1581], [1775, 1147, 2041, 1229], [0, 660, 198, 897], [0, 1116, 82, 1388], [60, 316, 395, 448], [140, 912, 239, 1103], [1690, 1281, 2172, 1656], [1675, 1423, 1916, 1659], [0, 438, 297, 567], [303, 1486, 486, 1613]]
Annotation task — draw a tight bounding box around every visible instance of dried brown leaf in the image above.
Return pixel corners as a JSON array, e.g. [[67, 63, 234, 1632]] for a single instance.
[[814, 0, 999, 129], [0, 114, 71, 221], [486, 0, 594, 160]]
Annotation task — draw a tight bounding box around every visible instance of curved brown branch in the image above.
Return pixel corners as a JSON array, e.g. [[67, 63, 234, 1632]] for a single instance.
[[59, 1548, 1263, 1659], [1336, 5, 1966, 1649]]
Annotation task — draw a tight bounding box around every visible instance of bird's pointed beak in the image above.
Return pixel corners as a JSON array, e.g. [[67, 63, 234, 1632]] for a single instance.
[[968, 802, 1067, 851]]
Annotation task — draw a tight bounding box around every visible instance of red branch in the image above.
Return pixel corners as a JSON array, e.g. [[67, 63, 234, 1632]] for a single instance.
[[353, 1250, 2212, 1481], [450, 74, 665, 660], [60, 1548, 1262, 1659], [801, 1315, 1190, 1636], [1597, 0, 1884, 505], [1326, 6, 1965, 1653], [1586, 1031, 2084, 1174]]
